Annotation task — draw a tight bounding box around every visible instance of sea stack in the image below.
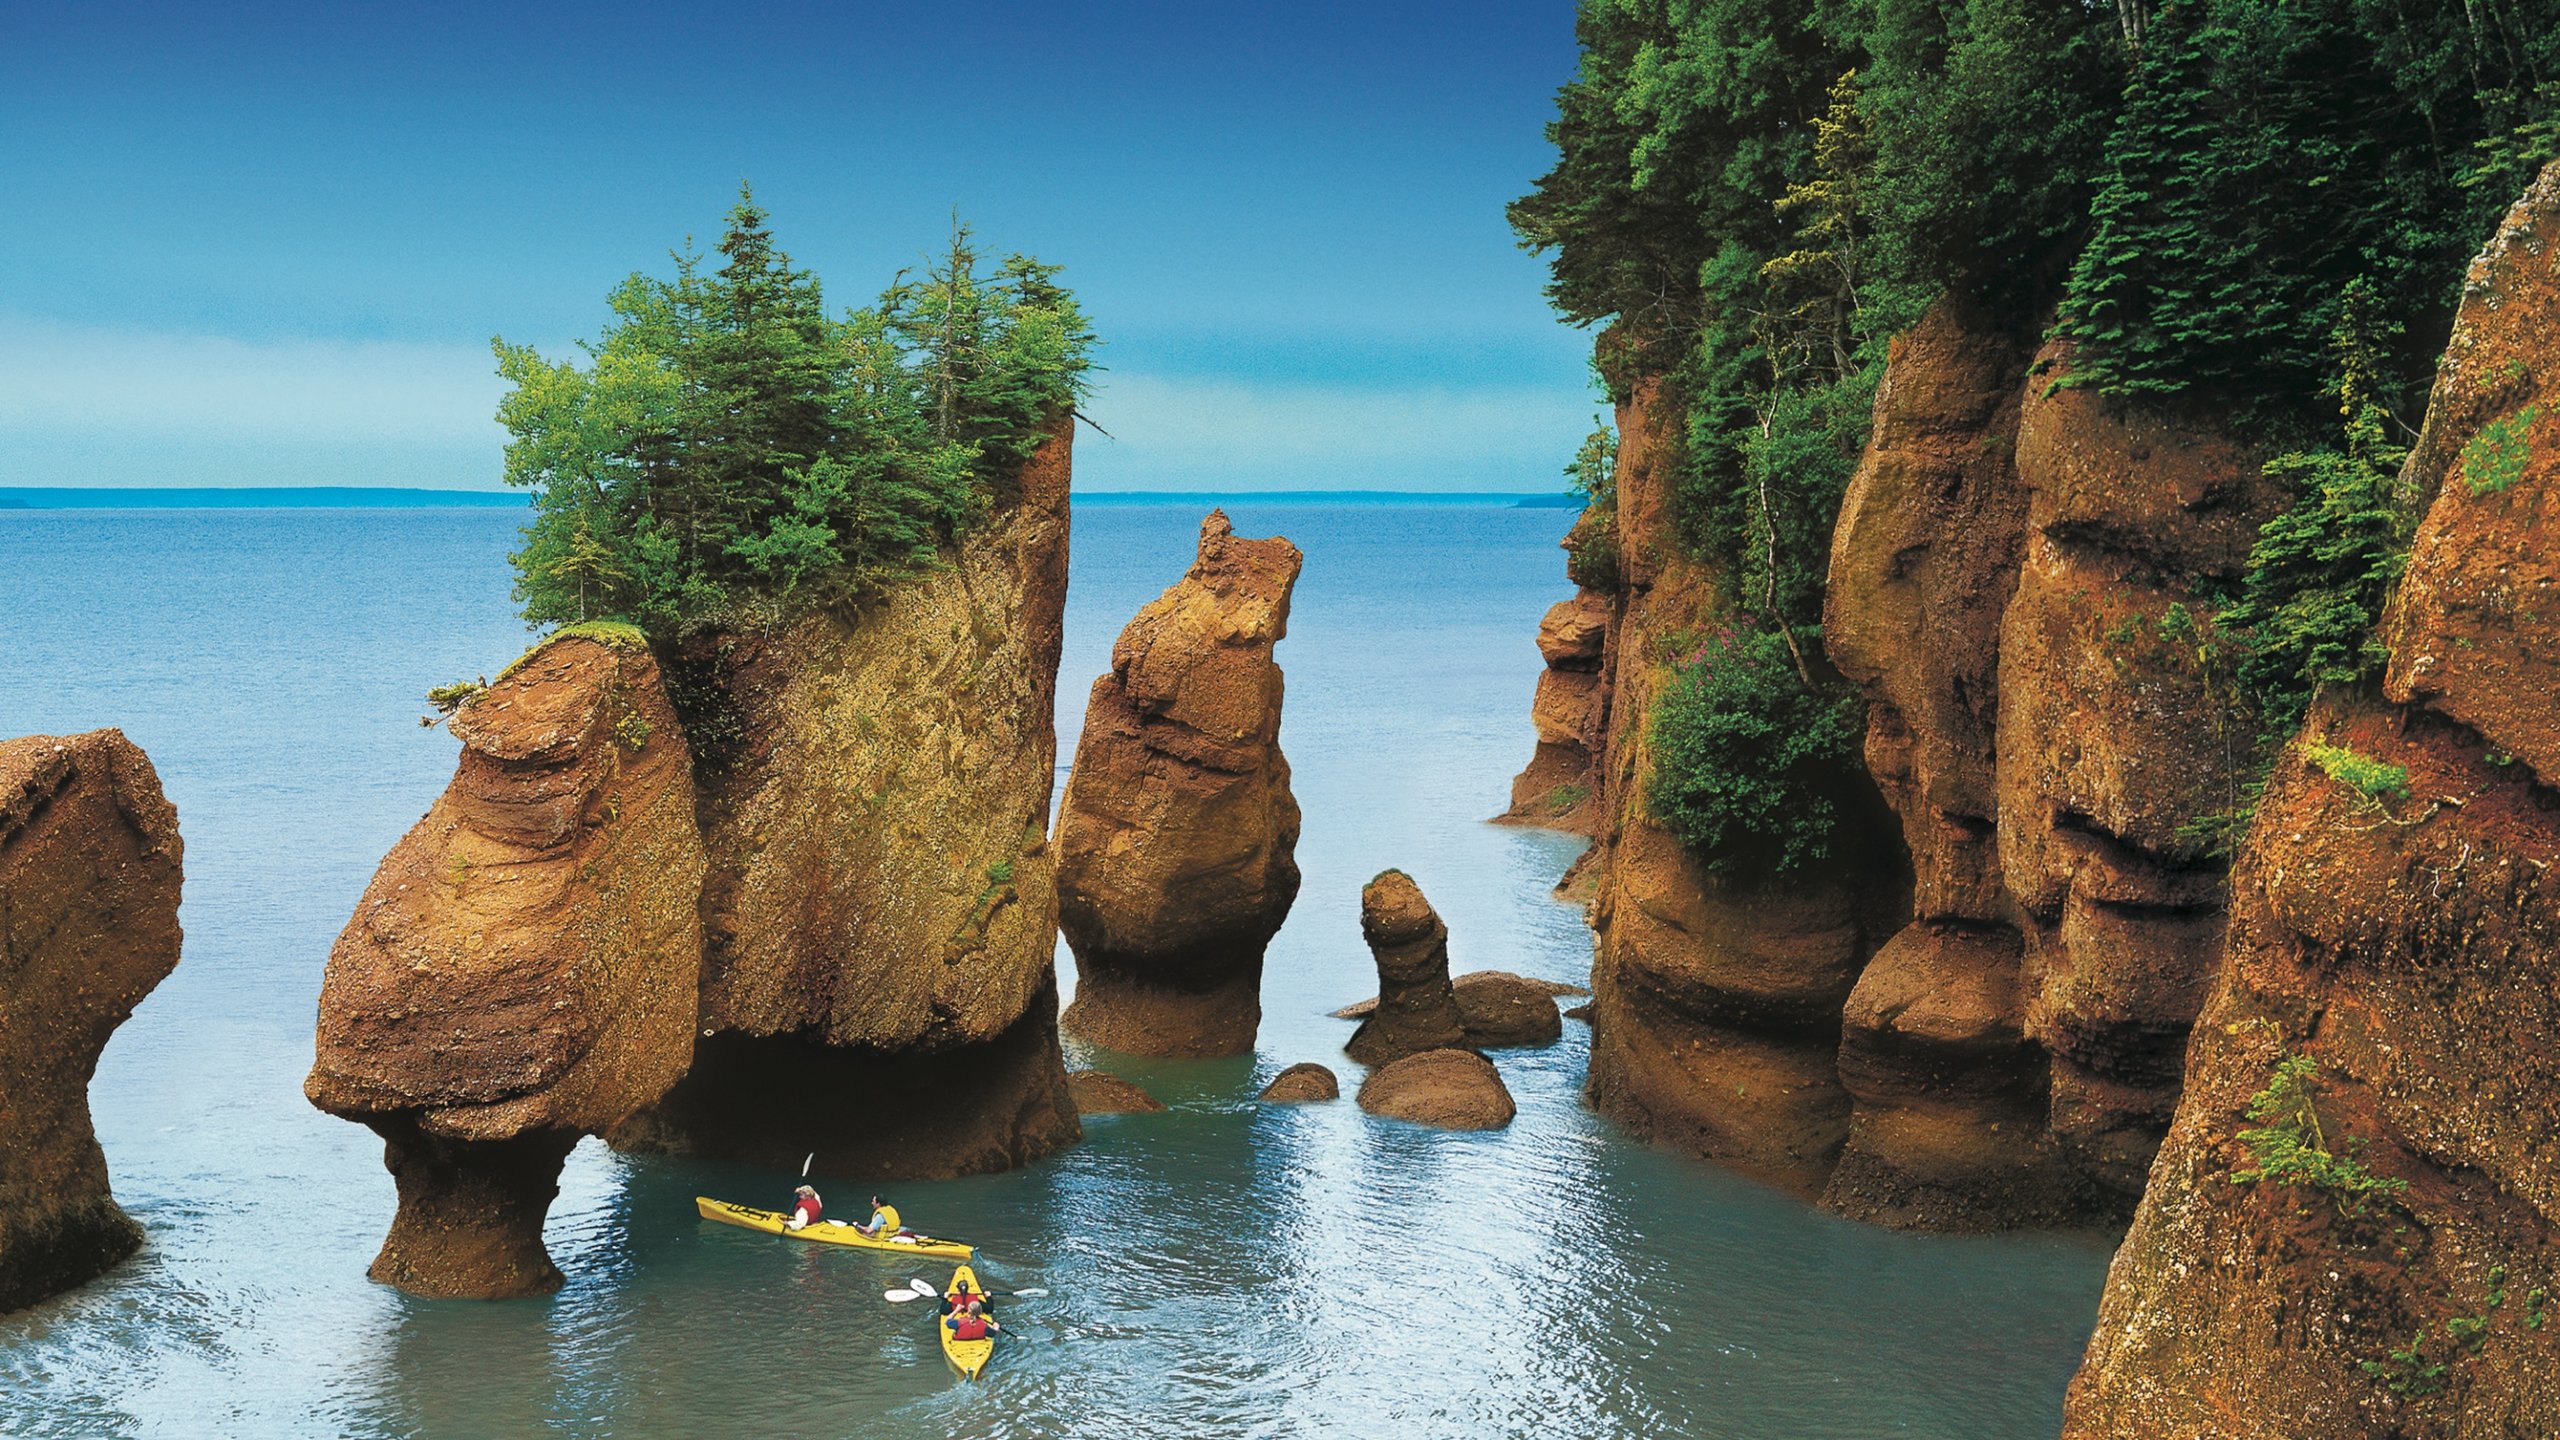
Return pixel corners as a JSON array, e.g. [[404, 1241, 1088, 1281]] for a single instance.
[[307, 634, 705, 1299], [1345, 870, 1467, 1066], [0, 730, 183, 1314], [1056, 510, 1303, 1057]]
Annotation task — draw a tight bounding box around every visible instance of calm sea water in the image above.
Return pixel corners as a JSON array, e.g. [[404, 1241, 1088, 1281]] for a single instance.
[[0, 501, 2108, 1439]]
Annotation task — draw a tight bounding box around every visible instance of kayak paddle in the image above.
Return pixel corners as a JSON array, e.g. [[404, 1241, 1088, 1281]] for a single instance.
[[884, 1278, 1050, 1303]]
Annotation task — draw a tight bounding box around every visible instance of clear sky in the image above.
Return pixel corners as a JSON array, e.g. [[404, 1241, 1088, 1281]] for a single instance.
[[0, 1, 1600, 492]]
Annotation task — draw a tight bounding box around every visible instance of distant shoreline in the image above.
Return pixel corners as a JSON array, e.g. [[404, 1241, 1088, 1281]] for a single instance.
[[1, 486, 1584, 511]]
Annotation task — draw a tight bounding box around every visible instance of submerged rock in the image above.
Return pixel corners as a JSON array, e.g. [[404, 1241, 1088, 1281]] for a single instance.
[[1344, 872, 1466, 1066], [1056, 510, 1303, 1057], [1066, 1071, 1166, 1115], [1257, 1063, 1339, 1103], [307, 634, 704, 1298], [0, 731, 182, 1314], [1357, 1050, 1515, 1131], [1450, 971, 1566, 1049]]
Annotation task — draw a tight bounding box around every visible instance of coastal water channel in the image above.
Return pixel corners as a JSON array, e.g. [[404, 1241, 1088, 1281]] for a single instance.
[[0, 498, 2109, 1438]]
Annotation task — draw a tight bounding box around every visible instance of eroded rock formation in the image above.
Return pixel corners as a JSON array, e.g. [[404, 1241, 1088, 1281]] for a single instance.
[[1358, 1049, 1517, 1130], [0, 731, 182, 1314], [1503, 589, 1611, 829], [617, 426, 1081, 1177], [1450, 971, 1566, 1049], [1344, 871, 1467, 1065], [308, 634, 704, 1298], [314, 428, 1084, 1297], [1517, 377, 1910, 1192], [2066, 162, 2560, 1438], [1055, 510, 1303, 1057]]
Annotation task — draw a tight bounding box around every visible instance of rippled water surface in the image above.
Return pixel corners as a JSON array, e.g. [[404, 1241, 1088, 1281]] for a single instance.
[[0, 499, 2109, 1438]]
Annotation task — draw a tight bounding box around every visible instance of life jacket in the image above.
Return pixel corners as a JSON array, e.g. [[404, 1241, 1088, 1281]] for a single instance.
[[873, 1203, 901, 1233], [950, 1312, 989, 1341], [791, 1196, 822, 1225]]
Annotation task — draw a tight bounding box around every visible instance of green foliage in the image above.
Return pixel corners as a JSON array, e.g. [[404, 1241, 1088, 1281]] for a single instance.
[[2231, 1051, 2408, 1217], [2306, 742, 2412, 806], [613, 709, 653, 752], [2361, 1330, 2449, 1397], [2223, 281, 2413, 735], [1645, 625, 1867, 876], [425, 679, 488, 716], [1542, 782, 1593, 816], [2462, 406, 2538, 495], [2053, 0, 2553, 419], [495, 189, 1094, 640]]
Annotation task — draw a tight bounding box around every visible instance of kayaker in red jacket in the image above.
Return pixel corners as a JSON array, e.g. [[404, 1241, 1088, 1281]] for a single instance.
[[784, 1185, 822, 1230], [945, 1303, 998, 1342]]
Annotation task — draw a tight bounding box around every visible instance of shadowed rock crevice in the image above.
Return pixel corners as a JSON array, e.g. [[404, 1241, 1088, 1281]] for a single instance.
[[1057, 510, 1303, 1057], [0, 730, 183, 1314]]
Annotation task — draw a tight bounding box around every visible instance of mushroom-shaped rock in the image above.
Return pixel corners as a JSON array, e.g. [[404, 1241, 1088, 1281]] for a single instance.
[[1257, 1063, 1340, 1103], [1344, 872, 1466, 1065], [0, 731, 182, 1314], [306, 635, 706, 1299], [1357, 1050, 1516, 1130], [1452, 971, 1567, 1049], [1056, 510, 1303, 1057]]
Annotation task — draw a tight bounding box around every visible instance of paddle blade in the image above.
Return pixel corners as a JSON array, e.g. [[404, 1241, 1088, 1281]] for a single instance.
[[1008, 1288, 1049, 1298], [914, 1278, 938, 1296], [884, 1289, 924, 1303]]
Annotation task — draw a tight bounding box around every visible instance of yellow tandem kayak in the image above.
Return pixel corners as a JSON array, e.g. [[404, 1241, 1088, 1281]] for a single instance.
[[939, 1263, 996, 1380], [693, 1197, 974, 1259]]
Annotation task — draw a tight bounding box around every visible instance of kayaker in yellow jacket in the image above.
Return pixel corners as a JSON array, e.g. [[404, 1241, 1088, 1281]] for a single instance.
[[855, 1195, 901, 1238]]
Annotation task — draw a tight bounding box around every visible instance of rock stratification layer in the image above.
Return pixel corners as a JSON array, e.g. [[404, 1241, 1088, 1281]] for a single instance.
[[307, 635, 704, 1298], [1344, 871, 1468, 1066], [1055, 510, 1303, 1056], [618, 426, 1082, 1178], [2065, 162, 2560, 1439], [0, 730, 182, 1314]]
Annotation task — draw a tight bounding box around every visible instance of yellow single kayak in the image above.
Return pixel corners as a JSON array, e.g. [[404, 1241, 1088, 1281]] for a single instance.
[[693, 1197, 974, 1259], [939, 1263, 996, 1380]]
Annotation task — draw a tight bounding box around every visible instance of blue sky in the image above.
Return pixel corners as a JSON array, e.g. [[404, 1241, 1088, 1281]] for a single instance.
[[0, 1, 1600, 491]]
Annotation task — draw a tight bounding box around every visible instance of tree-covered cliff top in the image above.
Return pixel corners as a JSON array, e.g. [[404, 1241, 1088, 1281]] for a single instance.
[[493, 186, 1095, 638]]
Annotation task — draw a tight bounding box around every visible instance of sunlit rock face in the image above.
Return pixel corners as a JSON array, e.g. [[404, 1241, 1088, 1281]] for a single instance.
[[2066, 160, 2560, 1440], [616, 423, 1081, 1180], [307, 635, 704, 1299], [0, 729, 182, 1314], [1056, 509, 1303, 1058]]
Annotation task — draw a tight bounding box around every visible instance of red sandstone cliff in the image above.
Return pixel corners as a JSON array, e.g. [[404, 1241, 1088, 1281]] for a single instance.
[[0, 730, 182, 1314], [1518, 377, 1911, 1191], [1055, 510, 1303, 1057], [2064, 160, 2560, 1440]]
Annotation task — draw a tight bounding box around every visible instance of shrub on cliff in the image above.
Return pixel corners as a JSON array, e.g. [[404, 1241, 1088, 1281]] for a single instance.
[[493, 187, 1095, 638], [1646, 625, 1865, 877]]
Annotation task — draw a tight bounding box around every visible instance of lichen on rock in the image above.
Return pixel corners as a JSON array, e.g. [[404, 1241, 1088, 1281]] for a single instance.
[[0, 730, 182, 1314], [1055, 509, 1304, 1057]]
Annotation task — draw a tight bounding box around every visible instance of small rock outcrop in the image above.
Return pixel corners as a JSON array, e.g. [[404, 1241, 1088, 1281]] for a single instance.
[[1066, 1071, 1166, 1115], [1257, 1063, 1339, 1103], [1344, 872, 1467, 1065], [2065, 161, 2560, 1439], [0, 731, 182, 1314], [1357, 1049, 1516, 1130], [1502, 589, 1611, 830], [1450, 971, 1566, 1049], [1055, 511, 1303, 1057], [307, 635, 704, 1298]]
